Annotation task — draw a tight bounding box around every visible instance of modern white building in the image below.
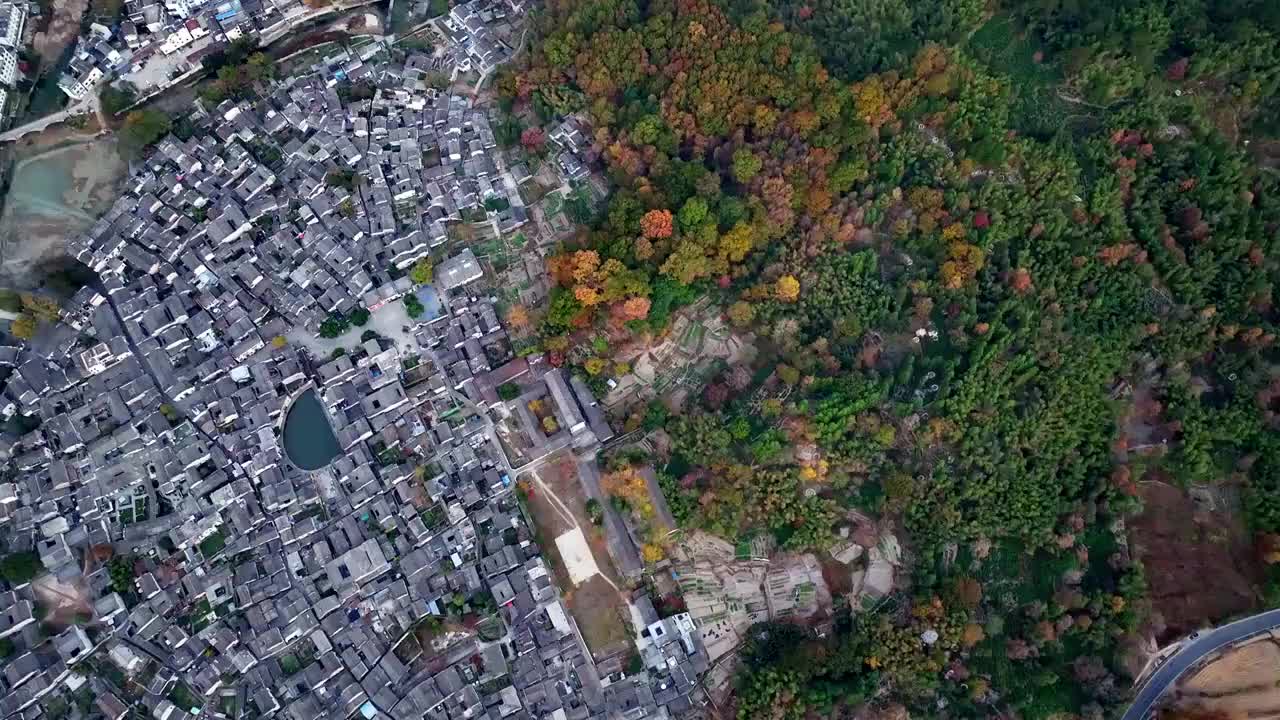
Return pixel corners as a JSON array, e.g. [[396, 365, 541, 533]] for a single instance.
[[56, 65, 104, 100], [57, 75, 89, 100], [158, 25, 194, 54], [0, 48, 17, 86], [0, 2, 26, 50], [57, 45, 109, 100], [164, 0, 195, 18]]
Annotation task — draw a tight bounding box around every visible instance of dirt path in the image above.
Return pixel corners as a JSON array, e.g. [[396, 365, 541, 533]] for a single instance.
[[528, 470, 622, 596], [530, 473, 576, 528]]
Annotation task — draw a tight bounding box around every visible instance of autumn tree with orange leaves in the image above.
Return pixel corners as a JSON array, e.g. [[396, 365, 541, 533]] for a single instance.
[[640, 209, 674, 239]]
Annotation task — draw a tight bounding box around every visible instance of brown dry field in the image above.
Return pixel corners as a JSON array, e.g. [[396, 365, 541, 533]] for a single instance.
[[534, 452, 588, 508], [522, 473, 574, 538], [525, 454, 632, 661], [1130, 482, 1261, 642], [31, 572, 93, 626], [564, 574, 631, 660]]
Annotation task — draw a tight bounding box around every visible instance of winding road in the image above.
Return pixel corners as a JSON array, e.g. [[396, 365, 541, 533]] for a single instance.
[[1122, 609, 1280, 720]]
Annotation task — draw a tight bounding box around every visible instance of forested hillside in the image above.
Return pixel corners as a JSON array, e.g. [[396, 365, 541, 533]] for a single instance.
[[498, 0, 1280, 716]]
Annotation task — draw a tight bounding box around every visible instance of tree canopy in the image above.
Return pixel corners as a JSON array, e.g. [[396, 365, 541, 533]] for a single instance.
[[448, 0, 1280, 715], [0, 552, 41, 584], [118, 110, 172, 156]]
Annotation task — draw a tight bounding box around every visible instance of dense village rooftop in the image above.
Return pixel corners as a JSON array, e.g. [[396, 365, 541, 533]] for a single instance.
[[0, 8, 716, 716]]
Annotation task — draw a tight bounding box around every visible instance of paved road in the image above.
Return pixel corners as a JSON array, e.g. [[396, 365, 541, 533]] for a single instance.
[[573, 452, 643, 579], [285, 297, 420, 358], [1123, 609, 1280, 720]]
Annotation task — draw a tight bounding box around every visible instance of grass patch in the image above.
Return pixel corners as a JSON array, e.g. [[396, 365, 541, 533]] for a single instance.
[[1081, 523, 1120, 593], [189, 598, 214, 632], [95, 660, 128, 689], [168, 682, 201, 712], [477, 617, 505, 642], [198, 529, 226, 558], [292, 504, 327, 523], [542, 191, 565, 220], [420, 505, 445, 529], [390, 0, 411, 32]]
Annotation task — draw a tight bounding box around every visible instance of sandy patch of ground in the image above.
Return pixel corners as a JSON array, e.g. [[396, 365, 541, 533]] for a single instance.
[[1184, 638, 1280, 693], [1170, 637, 1280, 719], [337, 11, 382, 33], [31, 572, 94, 626], [33, 0, 90, 65], [68, 145, 124, 204], [554, 527, 600, 585]]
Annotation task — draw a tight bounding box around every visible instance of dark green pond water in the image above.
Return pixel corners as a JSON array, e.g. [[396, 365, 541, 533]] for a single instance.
[[283, 389, 342, 470]]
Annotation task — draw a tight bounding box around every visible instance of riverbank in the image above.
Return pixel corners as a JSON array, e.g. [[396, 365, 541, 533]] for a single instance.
[[0, 2, 386, 294], [0, 133, 126, 291]]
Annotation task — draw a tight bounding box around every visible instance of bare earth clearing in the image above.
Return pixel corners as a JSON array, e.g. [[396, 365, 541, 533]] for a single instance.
[[31, 572, 94, 626], [523, 456, 633, 661], [1173, 636, 1280, 719], [1130, 481, 1262, 643], [33, 0, 90, 65], [0, 138, 126, 289]]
